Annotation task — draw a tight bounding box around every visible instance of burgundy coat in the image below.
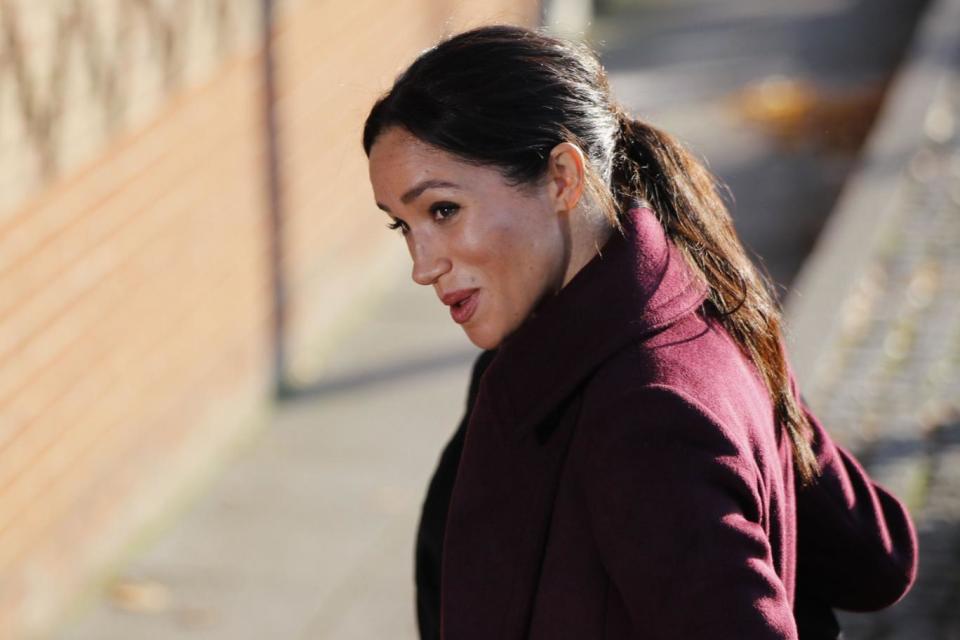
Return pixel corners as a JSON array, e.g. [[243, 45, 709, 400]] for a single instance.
[[431, 207, 917, 639]]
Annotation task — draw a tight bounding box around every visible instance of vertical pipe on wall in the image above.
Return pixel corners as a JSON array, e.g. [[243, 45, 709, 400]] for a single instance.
[[260, 0, 291, 397]]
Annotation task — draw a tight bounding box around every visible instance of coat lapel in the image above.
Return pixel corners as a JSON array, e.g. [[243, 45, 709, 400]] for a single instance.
[[441, 383, 583, 639]]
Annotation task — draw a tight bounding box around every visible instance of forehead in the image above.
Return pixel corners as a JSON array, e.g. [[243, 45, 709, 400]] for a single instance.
[[368, 127, 510, 196], [369, 127, 467, 179]]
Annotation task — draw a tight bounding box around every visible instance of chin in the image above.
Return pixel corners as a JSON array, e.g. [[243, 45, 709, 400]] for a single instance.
[[463, 325, 504, 351]]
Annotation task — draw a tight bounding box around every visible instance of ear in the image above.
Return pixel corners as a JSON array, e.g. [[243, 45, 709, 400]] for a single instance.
[[546, 142, 586, 213]]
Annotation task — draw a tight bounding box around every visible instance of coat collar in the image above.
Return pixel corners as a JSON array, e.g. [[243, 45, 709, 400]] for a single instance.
[[480, 207, 708, 440]]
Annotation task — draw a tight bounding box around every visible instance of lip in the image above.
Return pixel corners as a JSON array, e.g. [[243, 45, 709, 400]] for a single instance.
[[441, 288, 480, 325]]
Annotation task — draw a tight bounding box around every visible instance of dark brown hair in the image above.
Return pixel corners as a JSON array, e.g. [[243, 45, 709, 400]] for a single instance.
[[363, 25, 819, 483]]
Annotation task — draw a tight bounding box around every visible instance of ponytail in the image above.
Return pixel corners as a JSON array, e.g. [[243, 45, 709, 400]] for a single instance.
[[612, 112, 820, 485]]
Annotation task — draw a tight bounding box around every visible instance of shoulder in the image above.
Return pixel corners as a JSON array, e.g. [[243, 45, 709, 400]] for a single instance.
[[574, 381, 767, 542], [580, 380, 752, 468], [581, 381, 761, 488], [579, 310, 776, 454], [573, 323, 770, 516]]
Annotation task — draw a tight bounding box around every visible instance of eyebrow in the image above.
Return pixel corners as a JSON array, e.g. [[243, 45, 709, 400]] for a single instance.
[[376, 179, 462, 212]]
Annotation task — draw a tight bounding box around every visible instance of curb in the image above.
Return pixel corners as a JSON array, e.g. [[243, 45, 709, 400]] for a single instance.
[[784, 0, 960, 386]]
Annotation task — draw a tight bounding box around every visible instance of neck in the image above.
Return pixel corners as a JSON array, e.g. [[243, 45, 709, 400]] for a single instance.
[[561, 212, 615, 288]]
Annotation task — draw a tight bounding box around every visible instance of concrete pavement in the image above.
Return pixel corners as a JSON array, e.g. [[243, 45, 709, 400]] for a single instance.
[[51, 268, 478, 639]]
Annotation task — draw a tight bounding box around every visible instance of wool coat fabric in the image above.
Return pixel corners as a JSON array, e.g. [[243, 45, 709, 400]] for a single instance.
[[415, 207, 918, 640]]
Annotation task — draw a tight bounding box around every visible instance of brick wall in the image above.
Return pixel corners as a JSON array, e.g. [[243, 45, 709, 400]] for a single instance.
[[0, 1, 539, 637]]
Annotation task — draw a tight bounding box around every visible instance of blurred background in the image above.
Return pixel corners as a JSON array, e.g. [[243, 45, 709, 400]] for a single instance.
[[0, 0, 957, 638]]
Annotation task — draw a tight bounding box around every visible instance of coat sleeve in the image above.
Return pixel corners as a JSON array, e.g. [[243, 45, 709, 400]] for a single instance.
[[581, 384, 798, 639], [794, 390, 918, 612]]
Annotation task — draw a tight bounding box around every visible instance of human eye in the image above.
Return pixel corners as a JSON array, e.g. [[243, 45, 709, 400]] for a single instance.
[[430, 201, 460, 221], [386, 218, 409, 235]]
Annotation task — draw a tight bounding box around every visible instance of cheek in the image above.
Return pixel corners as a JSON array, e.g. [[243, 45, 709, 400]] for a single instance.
[[471, 216, 560, 308], [455, 216, 513, 279], [462, 218, 528, 283]]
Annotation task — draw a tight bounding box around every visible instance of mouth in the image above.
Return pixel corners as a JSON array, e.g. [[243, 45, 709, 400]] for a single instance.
[[441, 288, 480, 325]]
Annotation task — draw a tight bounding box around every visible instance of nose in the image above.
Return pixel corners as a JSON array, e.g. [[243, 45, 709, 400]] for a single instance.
[[410, 236, 452, 286]]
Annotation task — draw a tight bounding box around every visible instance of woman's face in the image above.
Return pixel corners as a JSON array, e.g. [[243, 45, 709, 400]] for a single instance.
[[368, 127, 568, 349]]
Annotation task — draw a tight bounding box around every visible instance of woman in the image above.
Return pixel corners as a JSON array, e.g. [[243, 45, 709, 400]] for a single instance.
[[363, 25, 917, 639]]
